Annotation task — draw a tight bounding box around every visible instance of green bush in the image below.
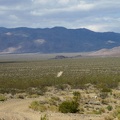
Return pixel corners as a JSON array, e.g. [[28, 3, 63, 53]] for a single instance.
[[59, 100, 79, 113], [107, 105, 113, 111]]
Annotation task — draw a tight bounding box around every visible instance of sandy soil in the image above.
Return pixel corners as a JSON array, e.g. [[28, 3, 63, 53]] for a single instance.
[[0, 98, 40, 120], [0, 98, 105, 120]]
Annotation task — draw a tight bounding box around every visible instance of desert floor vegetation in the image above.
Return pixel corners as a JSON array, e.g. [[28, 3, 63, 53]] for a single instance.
[[0, 57, 120, 91], [0, 57, 120, 120]]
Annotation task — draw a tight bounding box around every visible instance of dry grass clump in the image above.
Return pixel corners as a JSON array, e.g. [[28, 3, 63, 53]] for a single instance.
[[104, 115, 114, 120], [112, 106, 120, 120], [40, 114, 49, 120], [29, 95, 61, 112], [29, 101, 47, 112], [0, 94, 7, 101]]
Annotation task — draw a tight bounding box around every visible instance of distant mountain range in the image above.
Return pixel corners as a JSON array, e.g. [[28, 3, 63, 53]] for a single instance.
[[0, 27, 120, 54]]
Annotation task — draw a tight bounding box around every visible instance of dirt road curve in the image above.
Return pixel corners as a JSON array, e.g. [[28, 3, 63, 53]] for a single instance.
[[0, 98, 104, 120], [0, 99, 40, 120]]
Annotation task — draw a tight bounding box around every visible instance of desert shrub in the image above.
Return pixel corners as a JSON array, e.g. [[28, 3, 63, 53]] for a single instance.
[[49, 96, 61, 106], [51, 96, 61, 101], [93, 110, 102, 114], [79, 107, 85, 114], [73, 91, 81, 102], [113, 106, 120, 119], [28, 94, 39, 98], [104, 115, 114, 120], [49, 99, 57, 106], [117, 114, 120, 120], [59, 100, 79, 113], [40, 114, 49, 120], [92, 108, 105, 115], [101, 87, 112, 93], [0, 88, 24, 95], [113, 93, 120, 99], [29, 101, 47, 112], [30, 98, 59, 112], [56, 84, 67, 90], [107, 105, 113, 111], [99, 108, 105, 113], [0, 95, 7, 101], [100, 92, 108, 99], [29, 101, 39, 111], [116, 107, 120, 115], [16, 93, 26, 99], [101, 99, 109, 105], [27, 87, 47, 96], [48, 105, 58, 112]]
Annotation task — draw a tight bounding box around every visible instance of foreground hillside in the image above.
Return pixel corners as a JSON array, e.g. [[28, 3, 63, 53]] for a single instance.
[[0, 27, 120, 53], [1, 86, 120, 120]]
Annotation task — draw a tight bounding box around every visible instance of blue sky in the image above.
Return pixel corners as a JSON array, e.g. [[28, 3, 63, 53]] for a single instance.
[[0, 0, 120, 32]]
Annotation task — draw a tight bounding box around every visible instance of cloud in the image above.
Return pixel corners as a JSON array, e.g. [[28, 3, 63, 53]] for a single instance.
[[31, 0, 95, 16], [82, 24, 108, 32], [34, 39, 46, 45], [32, 0, 48, 4], [107, 40, 116, 44], [2, 46, 22, 53], [0, 0, 120, 32], [58, 0, 70, 5], [5, 32, 13, 36]]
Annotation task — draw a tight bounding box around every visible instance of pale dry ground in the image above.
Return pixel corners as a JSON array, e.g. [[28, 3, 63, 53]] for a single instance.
[[0, 99, 102, 120], [0, 98, 40, 120], [0, 97, 106, 120], [0, 87, 119, 120]]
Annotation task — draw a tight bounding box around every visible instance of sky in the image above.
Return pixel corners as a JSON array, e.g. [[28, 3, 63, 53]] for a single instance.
[[0, 0, 120, 32]]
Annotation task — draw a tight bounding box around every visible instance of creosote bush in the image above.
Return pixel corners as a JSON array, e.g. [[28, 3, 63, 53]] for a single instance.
[[107, 105, 113, 111], [59, 100, 79, 113], [59, 91, 80, 113]]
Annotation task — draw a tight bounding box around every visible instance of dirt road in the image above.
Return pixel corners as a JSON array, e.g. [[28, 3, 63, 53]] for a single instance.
[[0, 98, 40, 120], [0, 98, 104, 120]]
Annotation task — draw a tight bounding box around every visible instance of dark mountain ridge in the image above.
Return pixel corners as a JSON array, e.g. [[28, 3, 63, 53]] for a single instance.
[[0, 27, 120, 54]]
